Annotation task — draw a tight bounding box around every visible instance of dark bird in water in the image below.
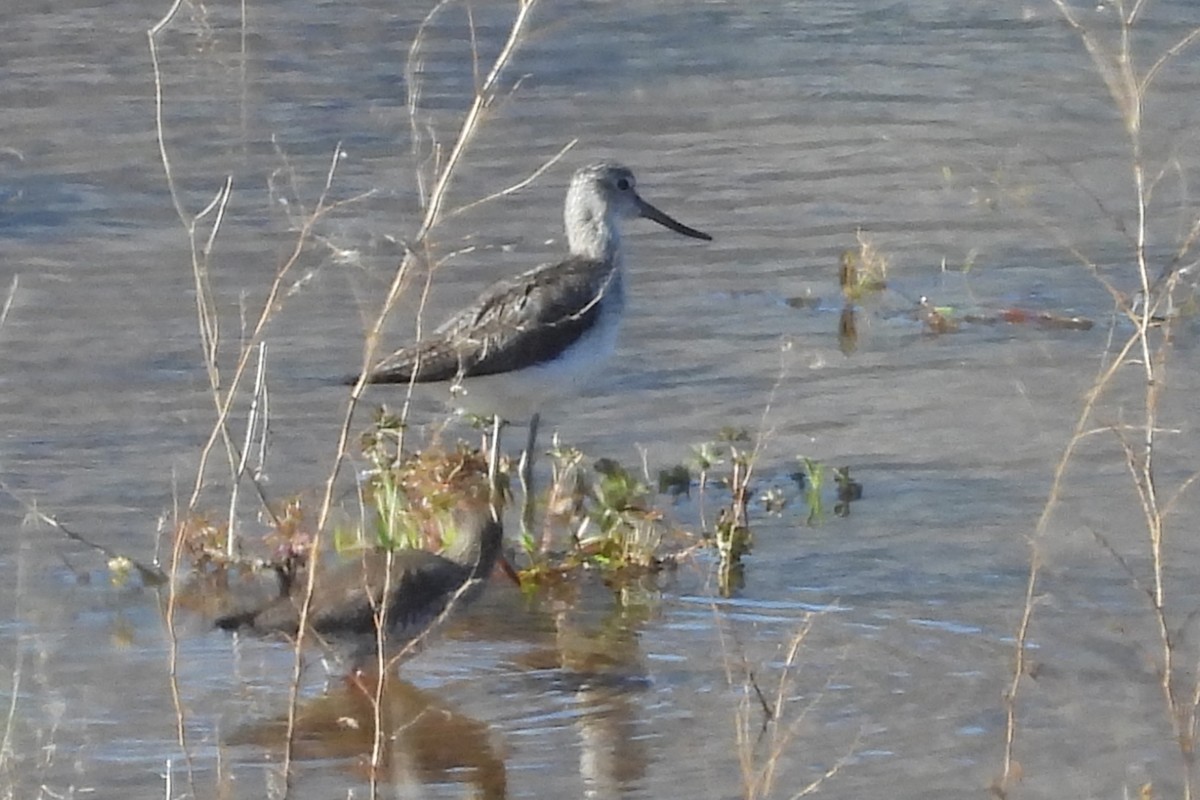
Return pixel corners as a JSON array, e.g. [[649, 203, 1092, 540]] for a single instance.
[[216, 504, 508, 668]]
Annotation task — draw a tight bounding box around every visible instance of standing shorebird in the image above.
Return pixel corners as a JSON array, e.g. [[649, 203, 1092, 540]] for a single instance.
[[215, 503, 507, 669], [353, 162, 711, 530], [353, 162, 712, 422]]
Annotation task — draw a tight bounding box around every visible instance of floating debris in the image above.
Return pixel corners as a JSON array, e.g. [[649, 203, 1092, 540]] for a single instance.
[[917, 303, 1095, 334]]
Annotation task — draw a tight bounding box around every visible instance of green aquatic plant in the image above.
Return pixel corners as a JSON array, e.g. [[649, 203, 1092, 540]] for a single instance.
[[582, 458, 666, 567], [838, 231, 889, 303], [798, 457, 825, 526], [360, 439, 498, 549]]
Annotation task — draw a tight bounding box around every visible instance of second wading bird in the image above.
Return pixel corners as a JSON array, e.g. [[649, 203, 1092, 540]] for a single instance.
[[215, 501, 508, 671], [351, 162, 712, 521]]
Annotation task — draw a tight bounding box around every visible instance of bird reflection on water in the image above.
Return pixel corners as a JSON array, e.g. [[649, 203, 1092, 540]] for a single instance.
[[225, 675, 507, 797], [221, 566, 658, 797]]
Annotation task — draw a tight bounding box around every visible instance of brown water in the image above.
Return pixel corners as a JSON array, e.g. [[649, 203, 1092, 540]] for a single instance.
[[3, 1, 1200, 797]]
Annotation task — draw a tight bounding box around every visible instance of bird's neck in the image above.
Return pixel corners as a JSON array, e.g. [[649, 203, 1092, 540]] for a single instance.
[[443, 517, 503, 577], [565, 198, 622, 266]]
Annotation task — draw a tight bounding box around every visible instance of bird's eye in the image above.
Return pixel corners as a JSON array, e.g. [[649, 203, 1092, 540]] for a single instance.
[[616, 177, 631, 191]]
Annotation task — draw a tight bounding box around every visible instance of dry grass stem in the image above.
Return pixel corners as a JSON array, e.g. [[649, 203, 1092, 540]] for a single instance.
[[148, 1, 599, 795], [998, 4, 1200, 795], [226, 341, 269, 555], [443, 138, 577, 222], [285, 2, 545, 789], [718, 609, 858, 799], [0, 275, 17, 329]]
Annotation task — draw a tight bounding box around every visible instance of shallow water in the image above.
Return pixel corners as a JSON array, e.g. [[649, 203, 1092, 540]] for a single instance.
[[3, 0, 1200, 797]]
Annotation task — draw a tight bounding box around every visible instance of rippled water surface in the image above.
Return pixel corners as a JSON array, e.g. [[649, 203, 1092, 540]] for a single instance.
[[3, 1, 1200, 797]]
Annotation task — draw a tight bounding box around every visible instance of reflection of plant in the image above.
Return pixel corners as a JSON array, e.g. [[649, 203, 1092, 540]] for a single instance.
[[657, 463, 692, 499], [832, 467, 862, 518]]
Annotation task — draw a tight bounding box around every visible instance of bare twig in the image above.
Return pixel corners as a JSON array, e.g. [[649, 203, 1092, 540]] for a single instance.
[[1000, 5, 1200, 795], [1, 479, 167, 585], [0, 275, 17, 329], [443, 138, 578, 221], [282, 1, 546, 788]]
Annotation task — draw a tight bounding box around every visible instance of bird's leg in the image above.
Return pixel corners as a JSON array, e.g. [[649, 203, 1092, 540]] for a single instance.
[[487, 414, 504, 521], [519, 412, 540, 540]]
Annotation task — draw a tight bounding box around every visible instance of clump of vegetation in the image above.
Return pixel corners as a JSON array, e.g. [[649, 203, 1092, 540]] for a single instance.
[[835, 231, 890, 354], [517, 437, 687, 584], [839, 231, 890, 302], [184, 416, 856, 601], [355, 406, 498, 552], [830, 229, 1096, 346]]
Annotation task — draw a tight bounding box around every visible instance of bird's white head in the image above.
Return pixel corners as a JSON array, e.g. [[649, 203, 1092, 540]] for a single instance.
[[563, 162, 711, 263]]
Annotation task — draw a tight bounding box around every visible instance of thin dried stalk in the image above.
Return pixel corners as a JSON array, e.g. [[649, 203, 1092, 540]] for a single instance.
[[1000, 5, 1200, 796], [284, 1, 546, 790]]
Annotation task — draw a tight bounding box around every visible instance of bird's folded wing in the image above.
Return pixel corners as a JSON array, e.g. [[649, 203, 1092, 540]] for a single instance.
[[364, 255, 615, 383]]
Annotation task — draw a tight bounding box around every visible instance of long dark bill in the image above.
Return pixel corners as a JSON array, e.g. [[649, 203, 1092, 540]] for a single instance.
[[636, 195, 713, 241], [496, 552, 522, 586]]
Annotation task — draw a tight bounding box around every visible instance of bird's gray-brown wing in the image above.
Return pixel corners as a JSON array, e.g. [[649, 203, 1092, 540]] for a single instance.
[[306, 549, 470, 637], [217, 549, 470, 637], [358, 255, 615, 384], [212, 558, 380, 636]]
